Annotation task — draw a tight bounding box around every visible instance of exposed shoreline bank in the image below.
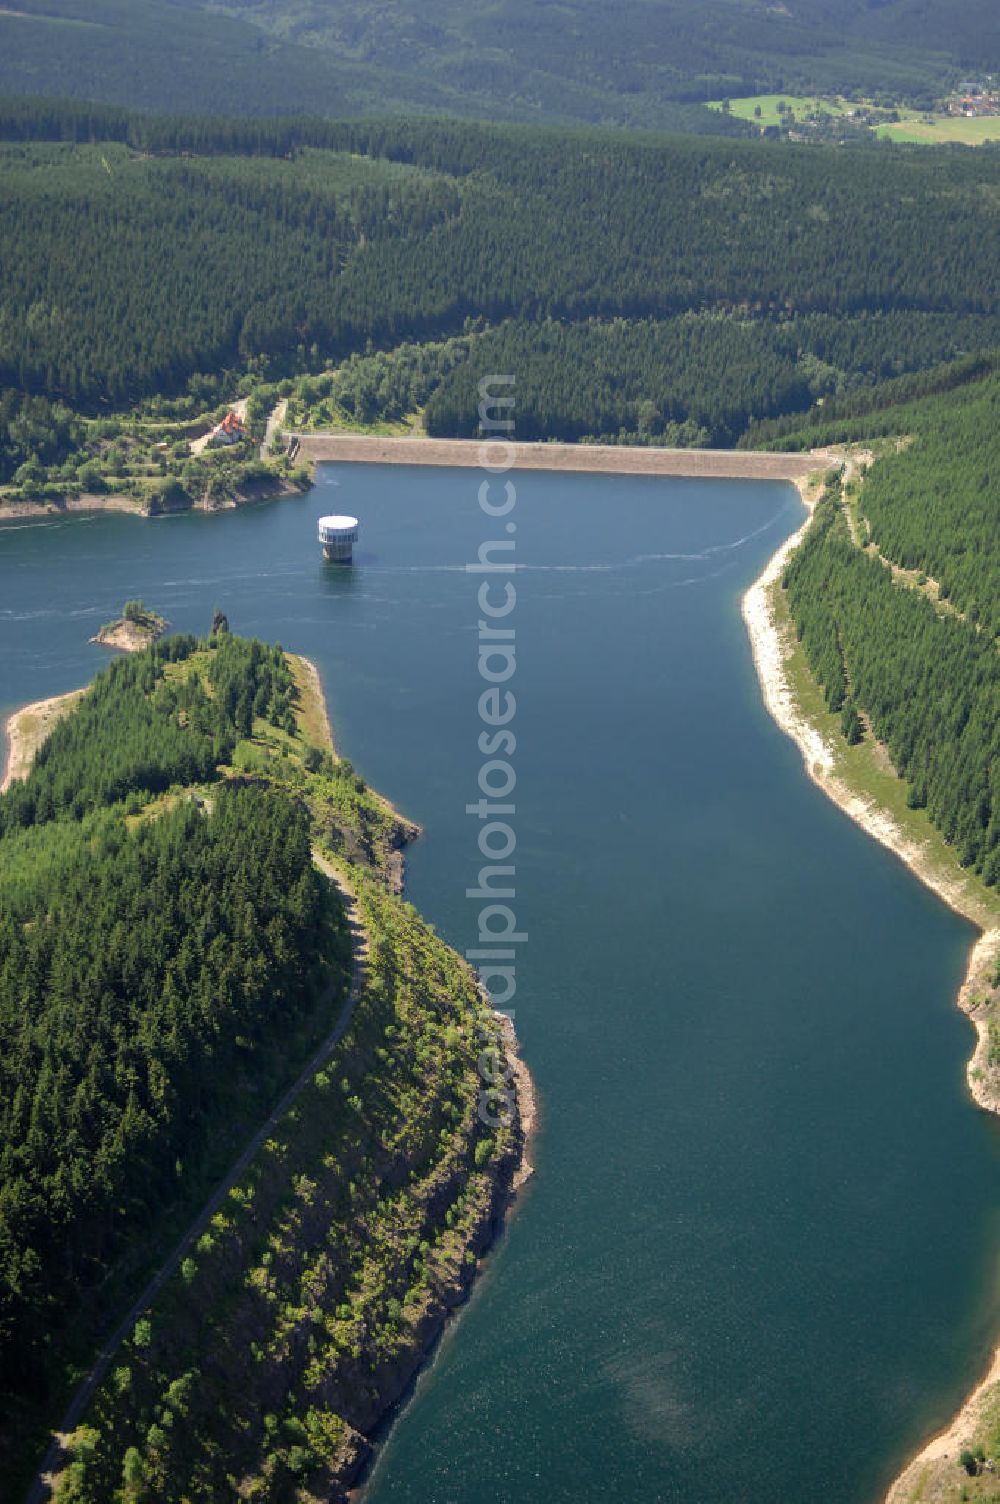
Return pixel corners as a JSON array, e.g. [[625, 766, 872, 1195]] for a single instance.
[[1, 689, 86, 795], [0, 477, 302, 523], [743, 469, 1000, 1501], [0, 493, 145, 520], [295, 430, 820, 480], [90, 610, 169, 654]]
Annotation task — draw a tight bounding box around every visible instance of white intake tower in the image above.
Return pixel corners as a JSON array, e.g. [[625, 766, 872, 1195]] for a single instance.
[[318, 514, 359, 563]]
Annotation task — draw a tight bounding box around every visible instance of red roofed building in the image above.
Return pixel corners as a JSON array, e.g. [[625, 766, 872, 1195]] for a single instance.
[[208, 411, 248, 448]]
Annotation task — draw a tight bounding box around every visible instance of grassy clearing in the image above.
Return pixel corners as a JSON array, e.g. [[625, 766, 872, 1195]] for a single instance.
[[285, 397, 423, 439], [878, 113, 1000, 145], [707, 92, 861, 125], [711, 92, 1000, 146], [161, 649, 215, 690]]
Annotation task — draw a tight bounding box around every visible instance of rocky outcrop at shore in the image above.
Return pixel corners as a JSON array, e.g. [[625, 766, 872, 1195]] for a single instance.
[[90, 605, 168, 653], [384, 815, 422, 895]]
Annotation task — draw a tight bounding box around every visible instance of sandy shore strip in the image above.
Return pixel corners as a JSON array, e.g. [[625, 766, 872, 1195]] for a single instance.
[[743, 471, 835, 781], [1, 689, 86, 795], [295, 431, 819, 480], [886, 1337, 1000, 1501], [288, 652, 337, 757], [742, 465, 1000, 1501]]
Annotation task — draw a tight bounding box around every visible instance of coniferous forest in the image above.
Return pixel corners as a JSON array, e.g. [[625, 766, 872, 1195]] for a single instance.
[[0, 637, 350, 1428], [782, 371, 1000, 887], [0, 633, 521, 1502], [3, 102, 1000, 472]]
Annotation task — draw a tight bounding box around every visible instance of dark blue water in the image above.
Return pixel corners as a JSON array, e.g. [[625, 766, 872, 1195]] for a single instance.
[[2, 467, 997, 1504]]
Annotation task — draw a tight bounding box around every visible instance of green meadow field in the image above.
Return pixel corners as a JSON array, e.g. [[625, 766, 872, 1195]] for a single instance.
[[710, 92, 1000, 145], [708, 93, 859, 126], [877, 112, 1000, 144]]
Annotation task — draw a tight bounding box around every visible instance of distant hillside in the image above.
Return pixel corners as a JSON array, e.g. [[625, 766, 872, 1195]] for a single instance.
[[0, 0, 476, 119], [200, 0, 1000, 116], [5, 0, 999, 126], [0, 0, 741, 132]]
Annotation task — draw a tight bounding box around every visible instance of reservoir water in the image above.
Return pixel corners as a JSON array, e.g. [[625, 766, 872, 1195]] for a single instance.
[[2, 467, 998, 1503]]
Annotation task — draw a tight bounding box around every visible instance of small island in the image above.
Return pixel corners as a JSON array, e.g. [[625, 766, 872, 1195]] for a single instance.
[[90, 598, 169, 653]]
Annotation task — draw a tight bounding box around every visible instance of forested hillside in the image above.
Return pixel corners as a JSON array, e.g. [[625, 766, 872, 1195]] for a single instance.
[[0, 636, 352, 1464], [858, 380, 1000, 637], [3, 0, 998, 124], [417, 315, 1000, 446], [2, 633, 524, 1500], [0, 0, 492, 123], [0, 0, 739, 132], [0, 628, 526, 1497], [783, 372, 1000, 888], [220, 0, 1000, 106], [4, 104, 1000, 474], [43, 876, 520, 1503], [741, 350, 1000, 451]]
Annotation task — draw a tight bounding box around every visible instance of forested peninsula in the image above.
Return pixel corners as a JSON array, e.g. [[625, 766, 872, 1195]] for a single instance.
[[0, 629, 532, 1502], [742, 365, 1000, 1500]]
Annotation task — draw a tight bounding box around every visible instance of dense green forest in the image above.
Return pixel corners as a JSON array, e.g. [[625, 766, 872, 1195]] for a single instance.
[[4, 103, 1000, 465], [0, 0, 491, 125], [858, 380, 1000, 637], [0, 388, 83, 482], [239, 0, 1000, 103], [0, 636, 352, 1442], [208, 0, 999, 112], [44, 875, 518, 1503], [287, 313, 1000, 448], [783, 373, 1000, 887], [418, 315, 1000, 446], [741, 350, 1000, 451], [0, 634, 299, 829], [2, 0, 997, 124], [0, 0, 739, 131], [0, 633, 521, 1501]]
